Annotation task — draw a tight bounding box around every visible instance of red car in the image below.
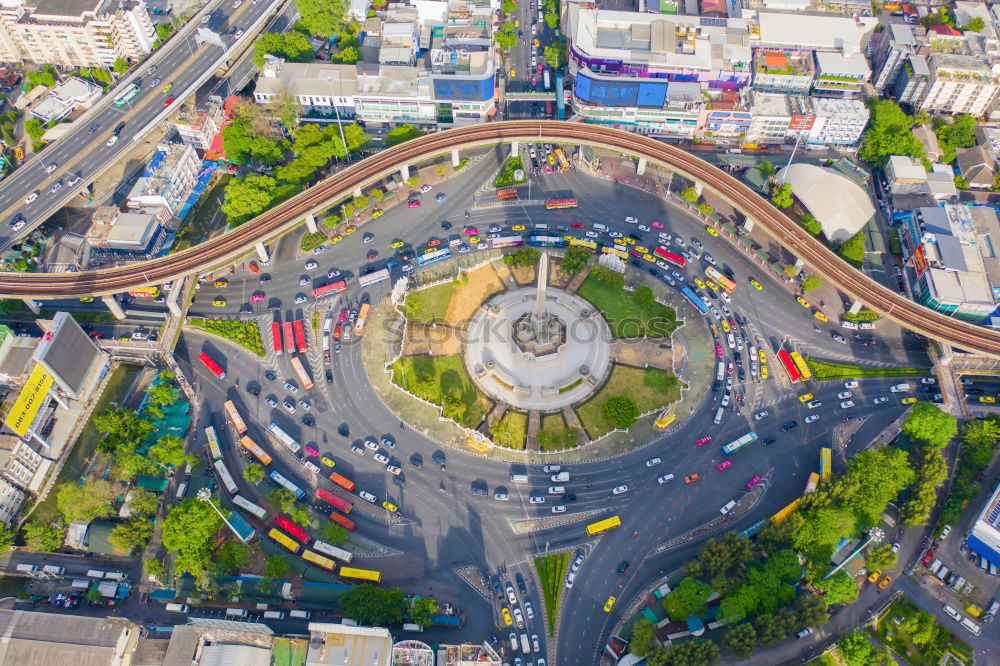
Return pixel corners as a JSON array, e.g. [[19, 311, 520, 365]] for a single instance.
[[650, 220, 664, 229], [464, 227, 479, 237], [248, 261, 259, 274], [696, 436, 712, 446], [921, 550, 935, 567], [716, 460, 732, 471], [747, 475, 761, 489], [407, 200, 421, 208], [251, 291, 265, 302], [715, 343, 723, 358], [88, 331, 104, 339], [428, 239, 441, 247], [537, 64, 543, 74], [164, 96, 174, 105], [531, 75, 537, 86], [572, 221, 585, 229]]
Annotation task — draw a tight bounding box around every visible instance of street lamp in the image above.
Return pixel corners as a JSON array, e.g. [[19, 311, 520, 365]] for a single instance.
[[197, 487, 248, 543]]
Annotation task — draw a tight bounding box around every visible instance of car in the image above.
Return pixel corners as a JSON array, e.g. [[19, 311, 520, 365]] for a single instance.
[[966, 388, 984, 395], [612, 485, 628, 495], [264, 396, 278, 408], [284, 380, 298, 393], [603, 596, 617, 612], [902, 397, 917, 405], [45, 163, 57, 174], [878, 575, 892, 590], [164, 96, 174, 105], [715, 343, 723, 358], [705, 226, 719, 237], [501, 608, 512, 625], [867, 569, 882, 583], [806, 400, 822, 409], [407, 200, 421, 208], [980, 396, 997, 403], [616, 560, 630, 575], [363, 437, 379, 451], [844, 380, 859, 388], [781, 420, 798, 432], [872, 396, 888, 405], [798, 393, 813, 403], [749, 279, 762, 291], [804, 414, 820, 423], [67, 175, 80, 186], [646, 457, 662, 467], [8, 218, 25, 232], [297, 398, 311, 411], [212, 297, 227, 307], [282, 400, 296, 414], [747, 475, 761, 489], [386, 464, 402, 476], [571, 221, 585, 229], [319, 455, 336, 468], [761, 366, 768, 379], [753, 410, 769, 421], [50, 181, 62, 193], [940, 524, 952, 539], [920, 377, 937, 385], [684, 473, 700, 483], [528, 495, 547, 504], [840, 400, 855, 409], [891, 541, 900, 554], [358, 490, 378, 504], [832, 332, 847, 344], [921, 550, 935, 567], [717, 460, 732, 471], [837, 391, 854, 400]]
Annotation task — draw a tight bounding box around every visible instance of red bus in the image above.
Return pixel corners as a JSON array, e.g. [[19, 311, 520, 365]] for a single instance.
[[329, 471, 355, 492], [316, 487, 353, 514], [293, 320, 307, 354], [271, 321, 283, 356], [276, 515, 311, 543], [329, 511, 356, 532], [313, 280, 347, 299], [654, 246, 686, 268], [198, 352, 225, 379], [777, 349, 801, 383], [545, 100, 553, 117], [545, 198, 578, 210], [497, 188, 518, 200], [282, 321, 295, 355]]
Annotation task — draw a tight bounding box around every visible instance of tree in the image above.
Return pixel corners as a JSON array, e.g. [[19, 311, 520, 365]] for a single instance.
[[722, 622, 757, 658], [57, 477, 117, 523], [109, 518, 153, 554], [145, 558, 165, 578], [86, 586, 102, 603], [792, 507, 856, 560], [155, 22, 175, 43], [963, 16, 986, 32], [770, 183, 793, 209], [629, 617, 659, 656], [544, 42, 567, 69], [320, 521, 348, 544], [244, 462, 264, 484], [24, 65, 57, 91], [501, 0, 517, 13], [680, 186, 700, 204], [902, 401, 958, 449], [589, 264, 625, 288], [296, 0, 350, 38], [91, 67, 112, 84], [494, 27, 518, 51], [22, 520, 62, 552], [838, 231, 866, 266], [290, 504, 312, 527], [954, 174, 970, 190], [758, 160, 776, 179], [343, 124, 372, 153], [698, 203, 715, 216], [0, 524, 15, 553], [221, 117, 283, 165], [149, 434, 192, 469], [215, 540, 254, 573], [603, 396, 639, 430], [161, 498, 223, 575], [410, 596, 440, 626], [840, 445, 915, 527], [222, 174, 278, 224], [385, 124, 421, 147], [859, 100, 925, 166], [113, 58, 130, 73], [544, 11, 557, 29], [752, 610, 795, 646], [901, 448, 948, 528], [657, 639, 719, 665], [800, 274, 822, 293], [799, 213, 822, 235], [865, 542, 898, 572], [816, 571, 858, 607], [662, 576, 713, 620], [902, 610, 940, 647], [147, 382, 177, 408], [111, 452, 156, 481], [93, 408, 154, 456], [24, 118, 45, 142], [838, 629, 877, 666], [687, 532, 754, 580], [794, 593, 829, 629], [330, 45, 360, 64], [502, 246, 540, 268], [632, 285, 655, 306], [405, 175, 420, 187], [264, 553, 292, 578], [340, 584, 406, 625], [127, 488, 161, 518], [269, 488, 298, 514], [559, 246, 590, 273]]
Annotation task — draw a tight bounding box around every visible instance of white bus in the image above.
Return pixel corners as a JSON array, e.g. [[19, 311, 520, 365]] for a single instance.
[[233, 494, 268, 520], [213, 459, 238, 495], [267, 422, 301, 454], [312, 539, 353, 563], [358, 268, 390, 287]]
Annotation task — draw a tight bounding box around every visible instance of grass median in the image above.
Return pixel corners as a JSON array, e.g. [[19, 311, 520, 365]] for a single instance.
[[805, 358, 931, 381], [534, 552, 570, 636], [188, 318, 265, 357], [576, 364, 682, 439], [576, 276, 676, 338]]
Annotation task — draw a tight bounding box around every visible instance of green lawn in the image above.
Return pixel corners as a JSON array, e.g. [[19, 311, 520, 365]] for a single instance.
[[805, 358, 931, 381], [403, 283, 454, 325], [872, 597, 972, 665], [576, 365, 682, 439], [189, 319, 265, 357], [537, 413, 579, 451], [490, 411, 527, 449], [389, 355, 491, 428], [493, 156, 527, 188], [577, 276, 676, 338], [534, 552, 570, 636]]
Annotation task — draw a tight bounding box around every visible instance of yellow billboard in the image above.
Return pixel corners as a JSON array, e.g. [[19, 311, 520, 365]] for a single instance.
[[5, 364, 54, 437]]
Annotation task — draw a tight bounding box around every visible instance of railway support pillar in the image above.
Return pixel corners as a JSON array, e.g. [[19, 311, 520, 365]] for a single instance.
[[101, 296, 126, 320], [510, 140, 519, 157], [305, 214, 317, 234], [166, 280, 183, 317], [21, 298, 39, 315], [451, 148, 460, 168], [255, 242, 269, 263], [693, 180, 704, 197], [848, 300, 863, 315], [400, 164, 410, 181], [743, 218, 755, 232], [636, 157, 647, 176], [353, 187, 362, 199]]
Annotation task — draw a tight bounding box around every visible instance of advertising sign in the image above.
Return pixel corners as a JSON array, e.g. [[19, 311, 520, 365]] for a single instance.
[[5, 364, 54, 437]]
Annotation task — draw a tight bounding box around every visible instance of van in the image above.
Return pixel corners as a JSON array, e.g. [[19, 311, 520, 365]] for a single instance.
[[289, 610, 312, 619], [593, 223, 608, 232], [534, 223, 548, 231], [183, 462, 192, 475], [550, 472, 569, 482], [889, 383, 911, 393], [104, 572, 126, 581], [929, 559, 943, 575], [509, 473, 528, 483], [175, 482, 187, 500], [341, 618, 359, 626], [402, 622, 423, 632], [961, 617, 981, 635], [520, 634, 531, 653], [716, 362, 725, 381], [952, 576, 966, 590], [449, 237, 462, 247], [86, 570, 106, 579], [42, 565, 65, 575], [943, 604, 962, 621], [714, 407, 725, 424], [263, 610, 285, 620], [720, 500, 737, 515], [165, 603, 190, 613], [15, 564, 36, 573], [936, 565, 950, 581], [225, 608, 248, 618]]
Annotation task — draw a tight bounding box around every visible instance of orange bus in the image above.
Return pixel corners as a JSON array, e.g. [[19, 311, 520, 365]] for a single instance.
[[329, 511, 356, 532], [496, 188, 518, 200], [329, 471, 355, 492], [239, 435, 273, 466], [353, 303, 371, 337], [223, 400, 247, 434]]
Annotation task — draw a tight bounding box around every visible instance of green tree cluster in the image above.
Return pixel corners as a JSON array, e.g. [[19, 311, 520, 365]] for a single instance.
[[24, 65, 57, 91], [269, 488, 298, 514], [503, 246, 541, 268], [798, 213, 822, 236], [770, 183, 793, 209], [244, 462, 265, 483], [932, 114, 977, 163], [680, 186, 700, 204], [859, 100, 925, 166], [410, 597, 440, 626], [113, 58, 130, 73], [589, 264, 625, 288], [385, 124, 421, 147], [902, 401, 957, 449], [603, 396, 639, 430], [544, 41, 567, 68], [663, 576, 713, 620], [340, 584, 406, 625], [161, 498, 224, 575], [214, 541, 255, 574], [57, 477, 118, 523], [253, 30, 314, 67], [155, 22, 176, 44], [628, 617, 660, 656], [559, 246, 590, 273], [22, 520, 63, 552], [800, 274, 822, 293], [296, 0, 350, 38], [838, 231, 866, 266]]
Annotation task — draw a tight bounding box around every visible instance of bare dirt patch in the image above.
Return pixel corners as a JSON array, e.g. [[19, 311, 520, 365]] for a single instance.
[[403, 323, 463, 356], [444, 263, 505, 326], [549, 259, 571, 288], [509, 264, 536, 285], [611, 339, 678, 371]]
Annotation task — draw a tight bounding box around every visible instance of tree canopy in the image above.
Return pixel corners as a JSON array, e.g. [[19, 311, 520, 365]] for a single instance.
[[385, 124, 421, 147], [902, 401, 958, 449], [253, 30, 314, 67], [663, 576, 713, 620], [603, 396, 639, 430], [57, 477, 117, 523], [340, 584, 406, 625], [859, 100, 924, 166], [161, 499, 223, 575], [559, 246, 590, 273], [838, 231, 866, 266], [296, 0, 350, 38]]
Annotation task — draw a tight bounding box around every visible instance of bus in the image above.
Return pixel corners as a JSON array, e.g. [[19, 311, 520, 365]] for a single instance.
[[803, 472, 820, 494], [283, 321, 295, 355], [602, 246, 628, 260], [271, 321, 283, 356], [681, 286, 710, 315], [317, 487, 353, 514], [654, 246, 686, 268], [545, 198, 577, 210], [721, 431, 758, 456], [529, 235, 565, 248], [545, 100, 553, 117], [233, 494, 268, 520], [290, 356, 314, 390], [340, 567, 382, 583], [129, 286, 161, 299], [268, 528, 301, 554], [568, 237, 598, 251], [359, 268, 390, 288], [239, 435, 273, 466], [302, 549, 337, 571], [586, 515, 622, 536], [353, 303, 371, 336], [329, 511, 356, 531], [113, 84, 140, 106], [276, 515, 311, 543], [705, 266, 736, 293], [554, 147, 570, 172], [313, 539, 353, 563], [789, 351, 812, 381], [418, 248, 450, 266], [543, 69, 551, 91], [213, 459, 238, 494], [776, 349, 801, 383], [267, 422, 300, 454], [492, 235, 524, 248], [329, 471, 355, 492], [223, 400, 248, 435], [199, 352, 226, 379], [205, 426, 223, 461], [293, 320, 307, 354], [819, 447, 832, 480], [268, 470, 305, 499], [313, 280, 347, 299], [496, 188, 518, 200]]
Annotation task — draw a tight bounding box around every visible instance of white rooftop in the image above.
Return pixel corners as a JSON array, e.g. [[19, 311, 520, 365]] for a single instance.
[[776, 163, 875, 243], [815, 51, 871, 78], [755, 11, 870, 54]]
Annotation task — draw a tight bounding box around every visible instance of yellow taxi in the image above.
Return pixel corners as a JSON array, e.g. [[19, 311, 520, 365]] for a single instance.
[[814, 311, 829, 322], [320, 456, 335, 468], [758, 349, 767, 364], [643, 254, 655, 262], [502, 608, 513, 625], [382, 501, 398, 513], [509, 68, 516, 78], [761, 365, 768, 379], [424, 247, 438, 254], [621, 237, 636, 245], [693, 278, 706, 289], [901, 397, 917, 405], [469, 236, 481, 244], [330, 235, 343, 244], [162, 82, 173, 93], [636, 245, 648, 254], [79, 296, 94, 302], [213, 279, 228, 287], [512, 225, 525, 232], [603, 596, 617, 613], [391, 241, 405, 248], [372, 208, 383, 219], [798, 393, 813, 403], [533, 37, 540, 46], [979, 396, 997, 403], [706, 226, 719, 237], [705, 280, 718, 291], [514, 18, 520, 26], [796, 297, 810, 308], [749, 279, 763, 291], [212, 297, 227, 307], [547, 154, 556, 165], [878, 575, 892, 590], [720, 320, 731, 333], [344, 226, 357, 235], [867, 569, 881, 583]]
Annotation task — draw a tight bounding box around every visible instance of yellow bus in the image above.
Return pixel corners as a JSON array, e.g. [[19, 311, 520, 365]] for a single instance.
[[340, 566, 382, 583], [569, 237, 598, 251], [654, 411, 676, 429], [601, 246, 628, 260], [819, 447, 832, 480], [268, 528, 301, 554], [554, 147, 570, 171], [789, 352, 812, 381], [302, 549, 337, 571], [586, 515, 621, 536]]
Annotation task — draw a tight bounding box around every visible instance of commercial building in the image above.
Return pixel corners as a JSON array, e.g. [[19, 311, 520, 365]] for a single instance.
[[0, 609, 136, 666], [435, 642, 502, 665], [811, 51, 869, 99], [968, 481, 1000, 568], [33, 312, 108, 401], [745, 92, 811, 145], [86, 206, 170, 264], [170, 102, 224, 151], [0, 0, 156, 68], [899, 205, 1000, 322], [753, 50, 814, 95], [775, 163, 875, 243], [883, 155, 957, 201], [306, 623, 394, 665], [805, 98, 868, 146], [126, 143, 201, 215], [30, 77, 102, 124], [918, 54, 1000, 117], [869, 23, 924, 94]]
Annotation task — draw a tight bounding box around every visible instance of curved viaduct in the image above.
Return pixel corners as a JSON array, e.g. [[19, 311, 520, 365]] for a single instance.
[[5, 121, 1000, 357]]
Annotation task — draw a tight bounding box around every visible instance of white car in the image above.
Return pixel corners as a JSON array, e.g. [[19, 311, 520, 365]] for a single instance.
[[754, 410, 769, 421], [624, 216, 638, 224], [45, 163, 57, 174], [873, 396, 888, 404], [50, 182, 61, 193], [359, 491, 377, 503], [529, 496, 545, 504], [612, 485, 628, 495], [327, 269, 341, 278], [106, 135, 119, 146], [234, 29, 244, 38], [674, 237, 684, 246], [299, 277, 310, 285], [585, 231, 598, 238], [532, 635, 541, 652], [719, 291, 731, 303], [920, 377, 937, 385], [401, 263, 414, 273], [804, 414, 820, 423], [703, 254, 716, 266], [232, 0, 241, 7], [9, 218, 25, 231], [506, 585, 517, 604], [806, 400, 822, 409], [638, 224, 651, 232], [305, 260, 318, 269], [67, 175, 80, 186], [657, 474, 674, 484], [420, 184, 433, 193], [298, 398, 311, 410], [721, 305, 733, 317], [837, 391, 853, 400], [525, 601, 534, 619], [840, 400, 855, 409], [373, 452, 390, 464], [364, 438, 379, 450], [543, 465, 561, 473], [844, 380, 859, 388], [551, 505, 566, 513], [282, 400, 295, 414], [609, 230, 623, 239], [494, 491, 509, 501], [565, 572, 576, 589], [571, 553, 585, 572], [529, 147, 536, 158], [645, 457, 662, 467], [24, 192, 38, 205], [386, 464, 402, 476]]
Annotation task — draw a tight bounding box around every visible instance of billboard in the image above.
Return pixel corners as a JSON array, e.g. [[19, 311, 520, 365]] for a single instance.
[[913, 244, 927, 276], [5, 364, 53, 437], [432, 74, 494, 102]]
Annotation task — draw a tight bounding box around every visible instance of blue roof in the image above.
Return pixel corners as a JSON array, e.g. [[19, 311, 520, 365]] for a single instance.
[[966, 534, 1000, 568]]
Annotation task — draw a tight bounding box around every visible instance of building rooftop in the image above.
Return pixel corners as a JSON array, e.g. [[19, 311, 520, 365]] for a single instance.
[[755, 11, 869, 54], [755, 49, 814, 75], [0, 610, 130, 666], [306, 623, 392, 666], [776, 163, 874, 243], [105, 212, 159, 249], [27, 0, 104, 19], [814, 51, 870, 78]]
